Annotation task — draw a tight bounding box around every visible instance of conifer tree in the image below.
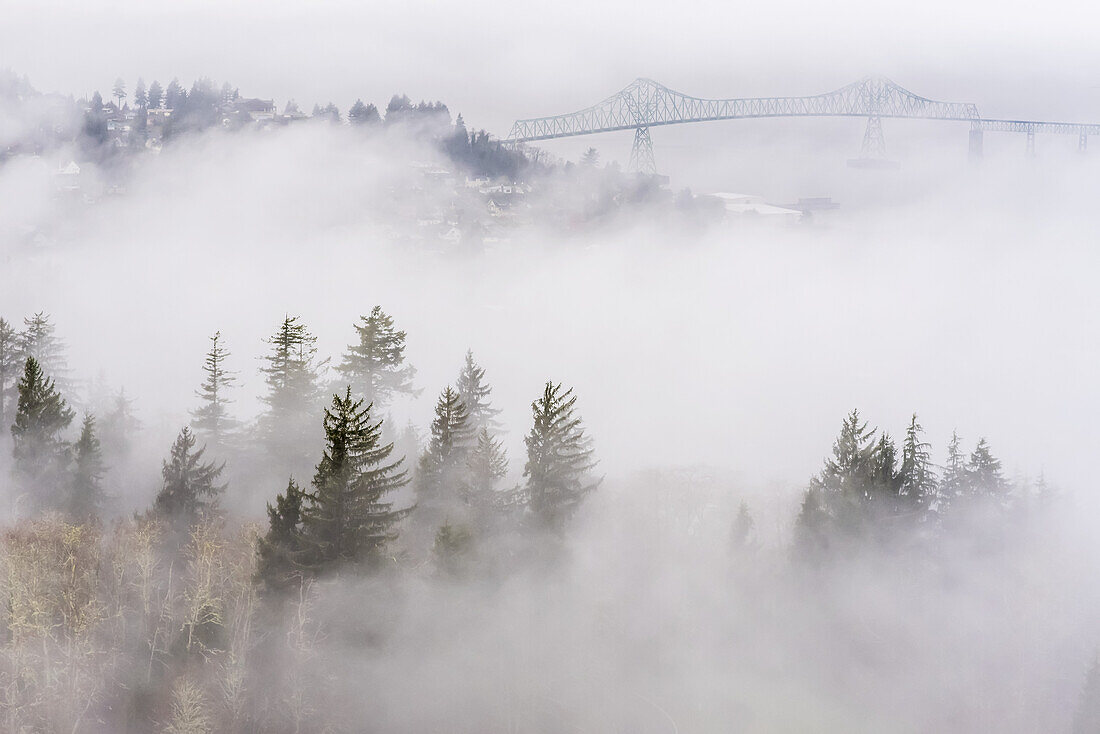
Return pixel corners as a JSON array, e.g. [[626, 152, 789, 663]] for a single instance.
[[191, 331, 238, 453], [455, 350, 502, 435], [463, 427, 508, 510], [257, 478, 307, 592], [147, 79, 164, 109], [99, 388, 140, 467], [153, 427, 225, 529], [299, 388, 408, 570], [19, 313, 71, 395], [66, 414, 106, 520], [417, 386, 474, 495], [523, 381, 598, 530], [805, 410, 876, 533], [11, 357, 75, 512], [258, 316, 327, 470], [899, 414, 938, 512], [413, 386, 475, 543], [0, 317, 20, 432], [868, 432, 901, 504], [939, 430, 968, 510], [968, 437, 1007, 497], [336, 306, 417, 409]]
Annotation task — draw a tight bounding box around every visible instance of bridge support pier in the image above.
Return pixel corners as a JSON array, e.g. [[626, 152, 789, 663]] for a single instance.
[[1026, 129, 1036, 157], [1080, 132, 1088, 154], [861, 115, 887, 159], [969, 129, 984, 161], [628, 126, 656, 175]]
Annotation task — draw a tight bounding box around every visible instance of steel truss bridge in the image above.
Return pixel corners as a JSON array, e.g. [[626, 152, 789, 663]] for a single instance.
[[506, 77, 1100, 173]]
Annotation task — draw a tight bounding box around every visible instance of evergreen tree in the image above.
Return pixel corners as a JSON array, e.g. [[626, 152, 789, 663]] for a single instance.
[[805, 409, 876, 533], [348, 99, 380, 126], [99, 388, 140, 468], [112, 77, 126, 108], [463, 427, 508, 512], [581, 147, 600, 167], [134, 78, 147, 108], [299, 388, 408, 570], [66, 414, 106, 520], [455, 350, 502, 435], [190, 331, 238, 453], [153, 427, 224, 528], [336, 306, 417, 409], [147, 79, 164, 109], [413, 386, 475, 543], [0, 317, 20, 432], [899, 414, 938, 512], [939, 430, 968, 510], [523, 381, 598, 530], [165, 78, 183, 109], [968, 437, 1007, 497], [11, 357, 75, 513], [19, 313, 70, 393], [258, 316, 327, 470], [868, 432, 901, 506], [256, 478, 307, 592]]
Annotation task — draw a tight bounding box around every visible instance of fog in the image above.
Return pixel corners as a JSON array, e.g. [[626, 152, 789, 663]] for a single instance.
[[2, 5, 1100, 732]]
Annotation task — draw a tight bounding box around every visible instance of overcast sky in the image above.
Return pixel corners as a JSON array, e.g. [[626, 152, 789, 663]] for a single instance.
[[5, 0, 1100, 138]]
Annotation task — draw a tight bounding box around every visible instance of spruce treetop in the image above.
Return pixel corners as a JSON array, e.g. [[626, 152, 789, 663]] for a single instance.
[[523, 381, 598, 530], [299, 387, 409, 569], [456, 350, 502, 435], [336, 306, 417, 408]]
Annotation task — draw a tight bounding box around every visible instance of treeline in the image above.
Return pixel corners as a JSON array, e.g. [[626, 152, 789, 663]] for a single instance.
[[794, 409, 1053, 558], [79, 75, 536, 178], [0, 310, 600, 576]]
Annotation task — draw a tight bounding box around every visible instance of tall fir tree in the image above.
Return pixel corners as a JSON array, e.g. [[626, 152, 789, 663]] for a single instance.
[[455, 350, 502, 435], [463, 427, 508, 512], [0, 317, 20, 433], [258, 316, 327, 471], [413, 386, 475, 545], [191, 331, 238, 453], [298, 388, 409, 570], [19, 313, 71, 395], [336, 306, 417, 409], [804, 409, 877, 535], [66, 414, 107, 520], [153, 427, 225, 529], [11, 357, 75, 513], [899, 414, 938, 513], [147, 79, 164, 109], [968, 437, 1007, 497], [523, 381, 598, 530], [99, 388, 140, 468], [939, 430, 968, 510], [256, 478, 307, 592], [133, 77, 147, 108]]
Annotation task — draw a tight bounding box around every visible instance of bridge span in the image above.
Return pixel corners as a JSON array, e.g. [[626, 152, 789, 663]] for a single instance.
[[506, 77, 1098, 173]]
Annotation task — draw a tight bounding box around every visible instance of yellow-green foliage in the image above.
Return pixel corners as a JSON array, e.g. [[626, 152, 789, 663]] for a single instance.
[[0, 516, 259, 733]]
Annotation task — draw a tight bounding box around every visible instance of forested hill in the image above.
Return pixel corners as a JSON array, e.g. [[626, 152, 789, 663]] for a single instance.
[[0, 71, 534, 180]]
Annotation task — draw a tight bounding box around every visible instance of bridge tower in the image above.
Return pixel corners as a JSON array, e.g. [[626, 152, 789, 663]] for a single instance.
[[969, 127, 984, 161], [861, 115, 887, 159], [628, 127, 656, 175]]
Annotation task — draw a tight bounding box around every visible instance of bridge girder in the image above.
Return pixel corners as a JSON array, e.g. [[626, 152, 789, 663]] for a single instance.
[[507, 77, 1098, 172], [507, 77, 981, 143]]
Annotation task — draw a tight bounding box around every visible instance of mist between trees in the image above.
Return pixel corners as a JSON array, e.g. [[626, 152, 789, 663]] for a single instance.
[[0, 306, 1096, 733]]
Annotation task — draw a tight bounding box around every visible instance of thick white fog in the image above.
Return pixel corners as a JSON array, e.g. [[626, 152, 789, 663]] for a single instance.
[[2, 125, 1097, 497], [2, 3, 1100, 732]]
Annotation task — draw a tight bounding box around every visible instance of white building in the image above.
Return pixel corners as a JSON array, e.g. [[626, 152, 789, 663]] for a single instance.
[[711, 192, 801, 222]]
